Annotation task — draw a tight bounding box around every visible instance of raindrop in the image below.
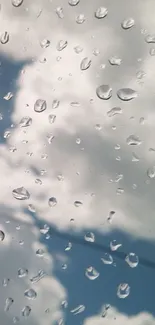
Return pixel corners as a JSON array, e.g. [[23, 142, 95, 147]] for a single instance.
[[62, 263, 67, 270], [84, 232, 95, 242], [107, 210, 115, 223], [147, 166, 155, 178], [0, 31, 9, 44], [40, 224, 49, 235], [3, 92, 13, 100], [40, 39, 50, 48], [74, 200, 83, 207], [2, 278, 10, 287], [24, 288, 37, 300], [74, 45, 83, 54], [52, 99, 59, 109], [12, 187, 30, 200], [0, 230, 5, 241], [18, 268, 28, 278], [30, 270, 46, 284], [126, 135, 141, 146], [68, 0, 80, 5], [117, 283, 130, 298], [28, 204, 36, 213], [145, 34, 155, 43], [116, 188, 124, 195], [34, 99, 47, 112], [85, 266, 99, 280], [76, 137, 81, 144], [117, 88, 137, 101], [101, 304, 110, 318], [132, 152, 139, 162], [125, 252, 139, 268], [121, 18, 134, 30], [22, 306, 31, 317], [70, 305, 85, 315], [150, 48, 155, 56], [93, 48, 100, 56], [110, 240, 122, 251], [95, 7, 108, 19], [96, 85, 112, 100], [101, 253, 113, 265], [19, 116, 32, 127], [56, 7, 64, 19], [47, 134, 54, 144], [57, 40, 68, 51], [139, 117, 145, 125], [95, 124, 102, 130], [35, 178, 42, 185], [70, 101, 80, 107], [4, 130, 11, 139], [65, 242, 72, 251], [107, 107, 122, 117], [13, 317, 20, 323], [76, 14, 85, 24], [48, 197, 57, 207], [36, 248, 44, 257], [109, 56, 122, 66], [4, 298, 14, 312], [57, 174, 64, 181], [12, 0, 23, 7], [80, 57, 91, 71], [61, 300, 68, 309]]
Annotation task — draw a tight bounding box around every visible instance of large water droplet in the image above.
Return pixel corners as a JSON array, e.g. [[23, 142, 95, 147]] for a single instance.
[[18, 268, 28, 278], [147, 166, 155, 178], [80, 57, 91, 70], [56, 7, 64, 19], [101, 253, 113, 264], [126, 135, 141, 146], [70, 305, 85, 315], [121, 18, 134, 30], [110, 240, 122, 251], [0, 32, 9, 44], [109, 56, 122, 66], [96, 85, 112, 100], [76, 14, 85, 24], [57, 40, 68, 51], [95, 7, 108, 19], [74, 200, 83, 207], [85, 266, 99, 280], [84, 232, 95, 242], [0, 230, 5, 241], [125, 252, 139, 268], [12, 0, 23, 7], [19, 116, 32, 127], [34, 99, 47, 112], [68, 0, 80, 5], [30, 270, 46, 284], [117, 88, 137, 101], [22, 306, 31, 317], [48, 197, 57, 207], [107, 107, 122, 117], [4, 298, 14, 312], [12, 187, 30, 200], [40, 39, 50, 48], [117, 283, 130, 298], [145, 34, 155, 43], [24, 289, 37, 300]]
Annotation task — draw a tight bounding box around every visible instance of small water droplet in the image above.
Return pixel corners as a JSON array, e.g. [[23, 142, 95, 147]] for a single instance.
[[68, 0, 80, 6], [95, 7, 108, 19], [40, 224, 50, 235], [22, 306, 31, 317], [132, 152, 139, 162], [139, 117, 145, 125], [18, 268, 28, 278], [40, 38, 50, 48], [65, 242, 72, 251], [2, 278, 10, 287], [12, 0, 23, 7], [0, 230, 5, 241], [80, 57, 91, 70], [57, 174, 64, 181], [74, 200, 83, 207], [13, 317, 20, 323], [93, 48, 100, 56], [0, 31, 9, 44], [147, 166, 155, 178], [85, 266, 99, 280], [96, 85, 112, 100], [56, 7, 64, 19], [34, 99, 47, 112], [117, 283, 130, 298], [117, 88, 137, 101], [116, 188, 124, 195], [30, 270, 46, 284], [121, 18, 134, 30], [70, 305, 85, 315], [24, 288, 37, 300], [109, 56, 122, 66], [28, 204, 36, 213], [52, 99, 59, 109], [126, 135, 141, 146], [4, 130, 11, 139], [107, 210, 115, 223], [74, 45, 83, 54], [12, 187, 30, 200], [76, 137, 81, 144], [125, 252, 139, 268], [101, 304, 110, 318], [107, 107, 122, 117], [4, 298, 14, 312], [35, 178, 42, 185], [36, 248, 44, 257], [84, 232, 95, 242], [62, 263, 67, 270], [57, 40, 68, 51], [101, 253, 113, 264], [61, 300, 68, 309], [19, 116, 32, 127], [110, 240, 122, 251], [3, 92, 13, 100], [136, 70, 145, 80], [145, 34, 155, 43], [150, 48, 155, 56], [76, 14, 85, 24], [48, 197, 57, 207]]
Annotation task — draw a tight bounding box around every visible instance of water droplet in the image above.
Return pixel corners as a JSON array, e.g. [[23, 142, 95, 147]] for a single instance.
[[18, 268, 28, 278], [76, 137, 81, 144], [74, 200, 83, 207], [109, 56, 122, 66], [0, 230, 5, 241], [68, 0, 80, 6], [57, 40, 68, 51], [121, 18, 134, 30], [22, 306, 31, 317], [150, 48, 155, 56], [56, 7, 64, 19], [48, 197, 57, 207], [80, 57, 91, 71], [2, 278, 10, 287], [36, 248, 44, 257], [74, 45, 83, 54], [13, 317, 19, 323], [34, 99, 47, 113], [76, 14, 85, 24], [93, 48, 100, 56], [116, 188, 124, 195], [110, 240, 122, 251], [28, 204, 36, 213], [62, 263, 67, 270], [61, 300, 68, 309], [145, 34, 155, 43], [0, 31, 9, 44], [30, 270, 46, 284], [95, 123, 102, 130], [117, 88, 137, 101], [47, 134, 54, 144], [132, 152, 139, 162], [12, 0, 23, 7], [65, 242, 72, 251], [4, 298, 14, 312], [117, 283, 130, 298], [40, 224, 49, 235], [126, 135, 141, 146], [96, 85, 112, 100], [35, 178, 42, 185], [136, 70, 145, 80], [101, 253, 113, 264], [3, 92, 13, 100], [19, 116, 32, 127], [95, 7, 108, 19], [125, 252, 139, 268], [85, 266, 99, 280], [52, 99, 59, 109], [107, 210, 115, 223], [70, 305, 85, 315], [40, 38, 50, 48], [84, 232, 95, 242], [4, 130, 11, 139], [147, 166, 155, 178], [107, 107, 122, 117], [139, 117, 145, 125], [57, 174, 64, 181], [24, 288, 37, 300], [101, 304, 110, 317], [12, 187, 30, 200]]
